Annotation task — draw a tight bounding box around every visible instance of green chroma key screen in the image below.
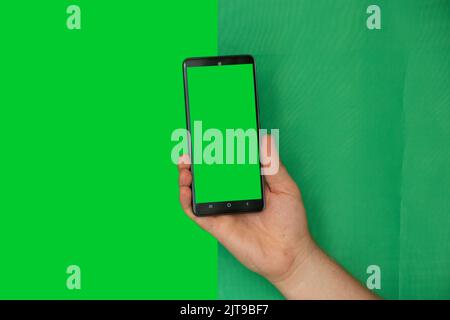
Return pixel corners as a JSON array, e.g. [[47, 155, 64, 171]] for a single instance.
[[186, 64, 261, 203]]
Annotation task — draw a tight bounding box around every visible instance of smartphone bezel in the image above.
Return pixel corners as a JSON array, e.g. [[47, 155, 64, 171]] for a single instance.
[[182, 55, 265, 216]]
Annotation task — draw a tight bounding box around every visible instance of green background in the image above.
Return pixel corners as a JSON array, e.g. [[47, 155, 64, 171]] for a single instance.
[[0, 1, 217, 298], [218, 0, 450, 299], [0, 0, 449, 300], [187, 64, 261, 203]]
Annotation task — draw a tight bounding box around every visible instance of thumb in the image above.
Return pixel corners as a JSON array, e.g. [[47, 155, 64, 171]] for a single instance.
[[260, 134, 299, 195]]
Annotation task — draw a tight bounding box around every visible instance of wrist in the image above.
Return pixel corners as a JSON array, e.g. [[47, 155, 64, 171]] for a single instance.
[[269, 234, 320, 299]]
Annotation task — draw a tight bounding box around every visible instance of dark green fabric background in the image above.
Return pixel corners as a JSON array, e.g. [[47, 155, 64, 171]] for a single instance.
[[218, 0, 450, 299]]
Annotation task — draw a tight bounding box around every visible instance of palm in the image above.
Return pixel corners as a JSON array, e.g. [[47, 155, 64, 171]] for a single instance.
[[203, 184, 309, 281], [178, 135, 311, 283]]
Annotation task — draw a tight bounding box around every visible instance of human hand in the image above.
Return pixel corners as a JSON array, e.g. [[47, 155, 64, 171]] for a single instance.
[[177, 135, 315, 285], [177, 135, 377, 299]]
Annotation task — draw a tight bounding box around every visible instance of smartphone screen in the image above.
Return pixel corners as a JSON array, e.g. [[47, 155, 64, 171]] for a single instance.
[[183, 56, 264, 215]]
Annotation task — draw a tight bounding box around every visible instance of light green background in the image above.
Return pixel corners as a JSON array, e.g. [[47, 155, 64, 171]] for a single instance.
[[0, 1, 217, 299], [187, 64, 261, 203]]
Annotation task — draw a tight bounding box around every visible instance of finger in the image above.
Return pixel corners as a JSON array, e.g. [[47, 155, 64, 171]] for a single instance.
[[179, 184, 213, 228], [260, 134, 299, 195], [179, 185, 194, 215], [177, 154, 244, 248], [179, 168, 192, 187], [178, 184, 238, 242], [177, 154, 191, 172]]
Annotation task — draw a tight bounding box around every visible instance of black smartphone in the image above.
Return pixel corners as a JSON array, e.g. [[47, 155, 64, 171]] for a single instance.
[[183, 55, 264, 216]]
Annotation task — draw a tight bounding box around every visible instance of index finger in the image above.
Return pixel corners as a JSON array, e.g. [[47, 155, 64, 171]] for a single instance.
[[177, 154, 191, 171]]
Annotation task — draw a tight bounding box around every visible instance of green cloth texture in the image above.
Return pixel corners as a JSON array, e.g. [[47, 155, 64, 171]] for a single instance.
[[218, 0, 450, 299]]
